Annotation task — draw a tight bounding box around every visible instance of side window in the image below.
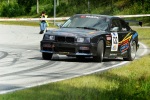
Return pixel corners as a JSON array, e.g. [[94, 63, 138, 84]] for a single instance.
[[111, 19, 118, 28], [111, 19, 122, 31], [119, 19, 131, 31]]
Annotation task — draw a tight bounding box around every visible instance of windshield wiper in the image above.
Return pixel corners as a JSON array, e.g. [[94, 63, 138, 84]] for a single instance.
[[76, 27, 98, 31]]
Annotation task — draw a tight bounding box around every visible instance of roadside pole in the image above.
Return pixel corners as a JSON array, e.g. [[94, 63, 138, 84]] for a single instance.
[[37, 0, 39, 14], [88, 0, 90, 13], [54, 0, 56, 25]]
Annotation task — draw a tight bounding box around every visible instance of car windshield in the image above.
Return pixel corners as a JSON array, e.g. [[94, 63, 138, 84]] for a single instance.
[[62, 15, 109, 31]]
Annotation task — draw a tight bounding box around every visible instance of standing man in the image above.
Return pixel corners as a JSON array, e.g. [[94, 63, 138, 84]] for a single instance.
[[39, 11, 49, 34]]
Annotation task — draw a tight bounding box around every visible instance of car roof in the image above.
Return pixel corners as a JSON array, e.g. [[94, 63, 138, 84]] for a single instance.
[[73, 14, 119, 19]]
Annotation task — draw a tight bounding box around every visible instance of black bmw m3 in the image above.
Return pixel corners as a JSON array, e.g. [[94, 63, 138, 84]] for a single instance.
[[40, 14, 140, 62]]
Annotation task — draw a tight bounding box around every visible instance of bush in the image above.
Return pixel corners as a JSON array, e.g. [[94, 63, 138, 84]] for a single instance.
[[0, 2, 25, 17], [30, 4, 53, 17]]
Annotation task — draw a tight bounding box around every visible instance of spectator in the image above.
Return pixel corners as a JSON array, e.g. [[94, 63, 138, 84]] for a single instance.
[[39, 11, 49, 34]]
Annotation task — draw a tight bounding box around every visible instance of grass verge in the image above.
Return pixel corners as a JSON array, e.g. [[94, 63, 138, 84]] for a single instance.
[[0, 24, 150, 100], [0, 21, 56, 28]]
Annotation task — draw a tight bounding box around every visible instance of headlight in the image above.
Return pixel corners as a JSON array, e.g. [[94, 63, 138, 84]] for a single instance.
[[49, 36, 55, 40], [43, 34, 55, 40], [77, 37, 90, 43], [77, 38, 84, 42]]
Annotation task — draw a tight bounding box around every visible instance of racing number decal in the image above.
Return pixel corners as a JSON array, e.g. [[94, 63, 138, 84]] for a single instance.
[[111, 32, 118, 51]]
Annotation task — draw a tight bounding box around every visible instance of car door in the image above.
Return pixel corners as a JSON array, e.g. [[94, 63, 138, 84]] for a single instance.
[[110, 18, 132, 53]]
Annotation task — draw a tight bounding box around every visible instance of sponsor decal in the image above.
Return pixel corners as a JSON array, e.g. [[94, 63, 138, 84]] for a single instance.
[[119, 32, 132, 45], [111, 32, 118, 51], [80, 15, 99, 19], [80, 16, 86, 18], [120, 42, 129, 53], [112, 45, 118, 51], [118, 32, 135, 53], [106, 41, 111, 46], [79, 47, 90, 50], [121, 50, 127, 54], [132, 32, 138, 40], [89, 32, 96, 34], [58, 52, 70, 55], [85, 16, 99, 19]]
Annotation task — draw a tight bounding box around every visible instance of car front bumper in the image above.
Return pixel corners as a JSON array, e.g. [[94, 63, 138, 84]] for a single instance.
[[40, 41, 97, 57]]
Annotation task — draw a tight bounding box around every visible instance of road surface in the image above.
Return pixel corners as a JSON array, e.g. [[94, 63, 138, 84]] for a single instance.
[[0, 25, 149, 94]]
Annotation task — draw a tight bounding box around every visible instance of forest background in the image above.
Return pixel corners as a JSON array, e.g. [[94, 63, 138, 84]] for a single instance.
[[0, 0, 149, 18]]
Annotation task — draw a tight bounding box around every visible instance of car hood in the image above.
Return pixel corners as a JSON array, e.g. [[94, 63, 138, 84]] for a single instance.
[[46, 28, 105, 37]]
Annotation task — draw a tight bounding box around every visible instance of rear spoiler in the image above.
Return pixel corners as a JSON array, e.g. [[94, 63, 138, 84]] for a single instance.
[[125, 20, 142, 27]]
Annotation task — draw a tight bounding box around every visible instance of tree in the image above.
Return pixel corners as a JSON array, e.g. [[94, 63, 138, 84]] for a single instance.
[[37, 0, 39, 14], [17, 0, 36, 14]]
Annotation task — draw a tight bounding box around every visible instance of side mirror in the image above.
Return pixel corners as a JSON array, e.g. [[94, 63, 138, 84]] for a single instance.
[[57, 23, 62, 28], [110, 27, 119, 32]]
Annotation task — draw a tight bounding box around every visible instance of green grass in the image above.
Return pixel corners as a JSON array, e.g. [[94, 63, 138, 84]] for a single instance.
[[0, 21, 39, 26], [0, 24, 150, 100], [0, 21, 56, 28], [134, 27, 150, 47]]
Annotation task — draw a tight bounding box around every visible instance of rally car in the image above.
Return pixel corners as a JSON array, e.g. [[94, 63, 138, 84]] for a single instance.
[[40, 14, 141, 62]]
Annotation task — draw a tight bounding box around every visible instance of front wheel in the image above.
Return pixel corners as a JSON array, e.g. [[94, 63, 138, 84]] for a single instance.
[[93, 40, 104, 62], [42, 53, 53, 60], [123, 41, 137, 61]]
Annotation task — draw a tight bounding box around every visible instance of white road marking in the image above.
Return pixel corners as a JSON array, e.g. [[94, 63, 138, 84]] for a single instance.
[[138, 42, 149, 56]]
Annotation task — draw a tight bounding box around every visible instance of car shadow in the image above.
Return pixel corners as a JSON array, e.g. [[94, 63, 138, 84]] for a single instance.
[[29, 55, 124, 63], [103, 58, 123, 62], [51, 55, 124, 63], [52, 56, 94, 63]]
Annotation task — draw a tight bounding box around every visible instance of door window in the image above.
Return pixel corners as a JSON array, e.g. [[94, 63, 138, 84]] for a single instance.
[[111, 19, 122, 31], [119, 19, 131, 31]]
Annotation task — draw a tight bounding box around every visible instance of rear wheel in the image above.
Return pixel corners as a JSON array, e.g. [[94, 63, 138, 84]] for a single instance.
[[42, 53, 53, 60], [93, 40, 104, 62], [123, 41, 137, 61]]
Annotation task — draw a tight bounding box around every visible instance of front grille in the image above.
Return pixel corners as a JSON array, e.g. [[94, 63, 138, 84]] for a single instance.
[[54, 47, 75, 53], [56, 36, 65, 42], [56, 36, 75, 43], [66, 37, 75, 43]]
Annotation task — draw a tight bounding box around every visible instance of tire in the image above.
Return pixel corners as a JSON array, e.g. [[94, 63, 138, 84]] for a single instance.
[[42, 53, 53, 60], [123, 41, 137, 61], [93, 40, 104, 62]]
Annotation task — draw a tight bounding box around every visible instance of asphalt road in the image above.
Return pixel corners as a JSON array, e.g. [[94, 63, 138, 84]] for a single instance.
[[0, 25, 149, 94]]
